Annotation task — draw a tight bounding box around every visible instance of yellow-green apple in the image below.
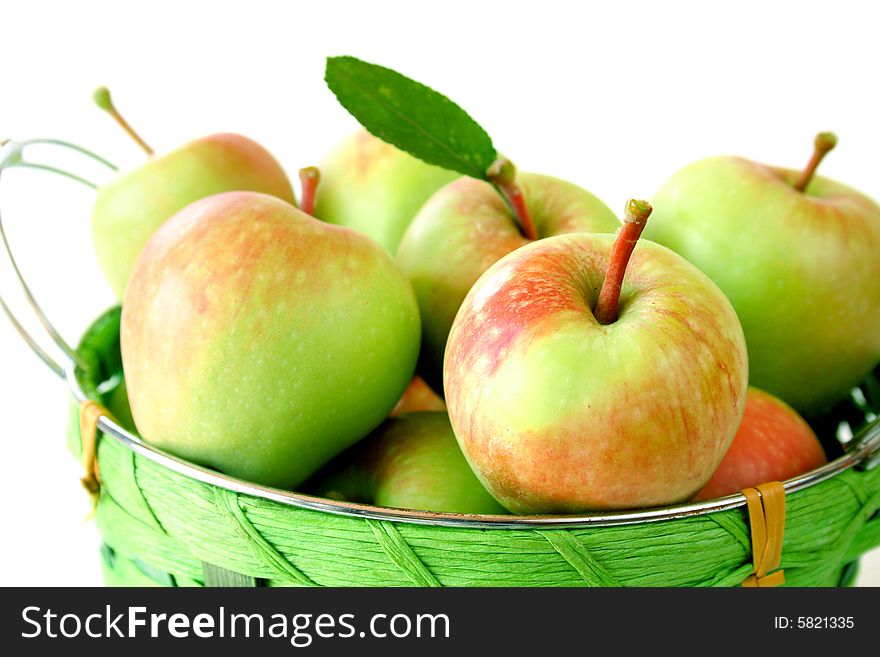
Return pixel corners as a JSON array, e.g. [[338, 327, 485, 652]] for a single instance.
[[391, 376, 447, 417], [91, 87, 296, 298], [104, 376, 136, 433], [694, 387, 827, 500], [313, 130, 457, 253], [645, 133, 880, 415], [307, 412, 506, 514], [397, 170, 619, 392], [444, 200, 749, 513], [121, 191, 421, 488]]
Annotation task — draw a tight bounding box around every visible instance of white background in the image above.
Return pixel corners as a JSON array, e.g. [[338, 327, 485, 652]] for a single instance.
[[1, 0, 878, 586]]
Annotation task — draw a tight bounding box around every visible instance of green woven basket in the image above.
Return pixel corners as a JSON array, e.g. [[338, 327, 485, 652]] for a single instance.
[[65, 307, 880, 587], [3, 138, 880, 588]]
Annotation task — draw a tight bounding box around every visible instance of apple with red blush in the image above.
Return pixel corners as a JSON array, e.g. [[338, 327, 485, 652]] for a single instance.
[[444, 200, 750, 513], [694, 387, 827, 500]]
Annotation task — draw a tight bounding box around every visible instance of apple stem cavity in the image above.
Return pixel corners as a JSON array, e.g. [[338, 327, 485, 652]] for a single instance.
[[487, 157, 538, 240], [298, 166, 321, 216], [794, 132, 837, 192], [594, 199, 653, 325], [93, 86, 154, 156]]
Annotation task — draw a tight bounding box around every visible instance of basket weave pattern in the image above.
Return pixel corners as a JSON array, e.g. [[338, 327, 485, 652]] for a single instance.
[[71, 400, 880, 587], [66, 308, 880, 587]]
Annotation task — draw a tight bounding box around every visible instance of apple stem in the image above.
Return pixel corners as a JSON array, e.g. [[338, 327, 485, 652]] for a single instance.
[[487, 158, 538, 240], [594, 199, 653, 325], [92, 87, 154, 156], [298, 166, 321, 215], [794, 132, 837, 192]]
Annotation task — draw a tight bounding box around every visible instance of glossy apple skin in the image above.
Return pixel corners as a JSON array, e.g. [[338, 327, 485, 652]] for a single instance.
[[645, 157, 880, 415], [694, 387, 826, 500], [307, 412, 507, 514], [313, 130, 457, 254], [444, 233, 749, 514], [398, 174, 619, 393], [93, 133, 296, 299], [121, 192, 421, 489], [391, 376, 447, 417]]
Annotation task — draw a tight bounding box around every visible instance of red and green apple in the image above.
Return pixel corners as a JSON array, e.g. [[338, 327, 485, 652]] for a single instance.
[[121, 191, 421, 489], [308, 412, 506, 514], [444, 201, 749, 513], [397, 169, 620, 392], [694, 387, 827, 500], [645, 133, 880, 415], [91, 87, 296, 298]]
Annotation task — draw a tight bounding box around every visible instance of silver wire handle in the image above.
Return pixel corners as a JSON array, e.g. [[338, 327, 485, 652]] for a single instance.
[[0, 138, 117, 377], [0, 136, 878, 528]]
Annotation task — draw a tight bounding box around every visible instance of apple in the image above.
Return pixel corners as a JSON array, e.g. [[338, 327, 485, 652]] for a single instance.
[[391, 376, 447, 417], [313, 130, 457, 254], [307, 412, 506, 514], [121, 191, 421, 489], [644, 133, 880, 415], [91, 87, 296, 298], [397, 169, 620, 392], [444, 200, 749, 514], [694, 387, 827, 500], [104, 376, 136, 433]]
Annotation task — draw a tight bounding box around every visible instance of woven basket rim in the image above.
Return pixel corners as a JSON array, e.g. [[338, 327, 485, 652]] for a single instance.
[[67, 365, 880, 530]]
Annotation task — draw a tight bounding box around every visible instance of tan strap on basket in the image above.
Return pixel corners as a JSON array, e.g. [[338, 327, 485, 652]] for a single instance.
[[741, 482, 786, 587], [79, 400, 108, 507]]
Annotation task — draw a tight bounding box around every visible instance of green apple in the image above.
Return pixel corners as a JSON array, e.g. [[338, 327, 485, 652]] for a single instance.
[[694, 387, 826, 500], [645, 133, 880, 415], [91, 87, 296, 299], [307, 412, 506, 514], [397, 172, 619, 392], [313, 130, 457, 253], [104, 376, 136, 433], [121, 191, 421, 489], [444, 201, 749, 513]]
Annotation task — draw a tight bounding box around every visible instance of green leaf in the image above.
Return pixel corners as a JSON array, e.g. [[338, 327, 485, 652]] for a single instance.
[[325, 56, 497, 180], [75, 305, 123, 399]]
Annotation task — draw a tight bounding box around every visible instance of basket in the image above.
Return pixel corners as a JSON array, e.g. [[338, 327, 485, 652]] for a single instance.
[[3, 139, 880, 588]]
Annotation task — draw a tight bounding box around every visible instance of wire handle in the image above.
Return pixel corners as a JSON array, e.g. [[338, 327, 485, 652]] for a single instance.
[[0, 138, 117, 377]]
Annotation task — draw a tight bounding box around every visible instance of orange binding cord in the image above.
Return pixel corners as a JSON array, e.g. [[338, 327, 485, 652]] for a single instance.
[[741, 482, 786, 587], [79, 400, 109, 508]]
